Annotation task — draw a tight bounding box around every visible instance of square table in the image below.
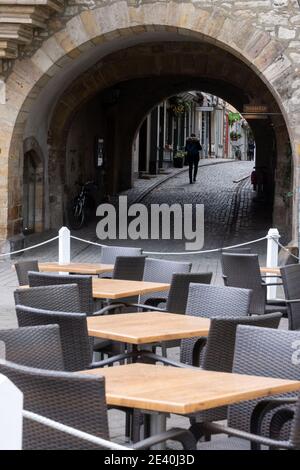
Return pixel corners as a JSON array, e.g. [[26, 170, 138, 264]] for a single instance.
[[87, 312, 210, 344], [91, 278, 170, 300], [83, 363, 300, 447], [38, 262, 114, 275]]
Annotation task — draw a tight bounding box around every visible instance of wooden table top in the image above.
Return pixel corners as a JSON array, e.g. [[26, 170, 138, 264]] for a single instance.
[[260, 267, 281, 275], [38, 262, 114, 275], [91, 278, 170, 299], [87, 312, 210, 344], [83, 363, 300, 415]]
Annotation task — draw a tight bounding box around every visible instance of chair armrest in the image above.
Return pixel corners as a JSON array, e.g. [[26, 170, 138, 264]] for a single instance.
[[285, 299, 300, 304], [202, 422, 292, 449], [132, 428, 196, 450], [92, 303, 126, 315], [261, 282, 283, 287], [261, 275, 282, 279], [250, 398, 297, 450]]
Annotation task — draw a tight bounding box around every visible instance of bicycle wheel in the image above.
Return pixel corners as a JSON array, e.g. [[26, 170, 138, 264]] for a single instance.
[[68, 199, 85, 229]]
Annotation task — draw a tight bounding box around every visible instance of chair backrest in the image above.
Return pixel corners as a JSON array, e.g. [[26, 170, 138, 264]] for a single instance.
[[221, 253, 265, 315], [0, 361, 109, 449], [280, 264, 300, 330], [28, 272, 94, 314], [166, 272, 213, 314], [14, 260, 39, 286], [181, 313, 282, 424], [0, 325, 64, 370], [229, 325, 300, 440], [185, 283, 251, 319], [14, 284, 81, 313], [15, 305, 92, 371], [100, 246, 142, 278], [140, 258, 191, 304], [112, 256, 146, 281]]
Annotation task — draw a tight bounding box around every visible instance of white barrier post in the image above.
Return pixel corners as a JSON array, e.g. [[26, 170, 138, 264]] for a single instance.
[[0, 373, 23, 450], [266, 228, 280, 300], [58, 227, 70, 265]]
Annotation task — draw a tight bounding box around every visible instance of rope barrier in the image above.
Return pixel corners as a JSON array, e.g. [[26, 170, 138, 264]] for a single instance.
[[70, 235, 107, 248], [71, 234, 268, 255], [271, 237, 300, 261], [22, 410, 129, 450], [0, 236, 59, 258]]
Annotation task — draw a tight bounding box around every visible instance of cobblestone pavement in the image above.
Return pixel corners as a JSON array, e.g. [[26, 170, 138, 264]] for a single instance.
[[0, 159, 281, 445]]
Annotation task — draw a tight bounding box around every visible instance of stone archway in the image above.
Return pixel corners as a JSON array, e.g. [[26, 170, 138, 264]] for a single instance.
[[0, 1, 299, 245]]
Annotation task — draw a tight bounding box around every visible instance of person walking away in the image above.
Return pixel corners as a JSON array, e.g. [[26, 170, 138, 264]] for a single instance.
[[185, 134, 202, 184], [247, 141, 255, 161]]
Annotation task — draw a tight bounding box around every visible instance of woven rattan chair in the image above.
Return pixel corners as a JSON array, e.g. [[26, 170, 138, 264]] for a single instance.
[[194, 325, 300, 449], [221, 253, 287, 315], [14, 284, 111, 357], [112, 256, 146, 281], [14, 284, 81, 312], [139, 258, 191, 306], [185, 282, 252, 319], [14, 260, 39, 286], [280, 264, 300, 330], [0, 324, 64, 370], [0, 360, 196, 450], [15, 305, 119, 372], [28, 272, 96, 315], [100, 246, 143, 278]]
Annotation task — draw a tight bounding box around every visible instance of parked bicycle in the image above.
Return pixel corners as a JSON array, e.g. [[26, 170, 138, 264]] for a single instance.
[[68, 181, 97, 230]]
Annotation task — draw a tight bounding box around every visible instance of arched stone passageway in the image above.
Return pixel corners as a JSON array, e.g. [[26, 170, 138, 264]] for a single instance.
[[0, 1, 299, 247]]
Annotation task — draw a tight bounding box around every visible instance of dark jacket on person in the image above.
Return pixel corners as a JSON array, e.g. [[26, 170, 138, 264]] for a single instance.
[[185, 137, 202, 158]]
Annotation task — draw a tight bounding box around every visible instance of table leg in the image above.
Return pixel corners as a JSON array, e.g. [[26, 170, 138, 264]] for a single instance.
[[149, 413, 167, 450]]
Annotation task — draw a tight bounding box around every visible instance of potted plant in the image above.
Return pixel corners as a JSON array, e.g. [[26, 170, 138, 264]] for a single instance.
[[230, 131, 242, 141], [173, 150, 186, 168]]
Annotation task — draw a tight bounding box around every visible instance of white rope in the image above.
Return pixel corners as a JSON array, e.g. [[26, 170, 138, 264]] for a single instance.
[[70, 234, 268, 255], [271, 237, 300, 261], [22, 410, 129, 450], [70, 235, 106, 247], [143, 236, 268, 255], [0, 236, 59, 258]]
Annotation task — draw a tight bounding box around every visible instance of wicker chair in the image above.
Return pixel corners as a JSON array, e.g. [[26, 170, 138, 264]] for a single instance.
[[110, 255, 147, 309], [100, 246, 143, 278], [178, 283, 252, 371], [221, 253, 287, 315], [194, 325, 300, 450], [185, 282, 252, 319], [139, 258, 191, 306], [14, 284, 81, 313], [0, 360, 196, 450], [14, 260, 39, 286], [112, 255, 146, 281], [0, 324, 64, 370], [14, 284, 111, 357], [15, 305, 118, 372], [280, 264, 300, 330], [28, 272, 96, 315]]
